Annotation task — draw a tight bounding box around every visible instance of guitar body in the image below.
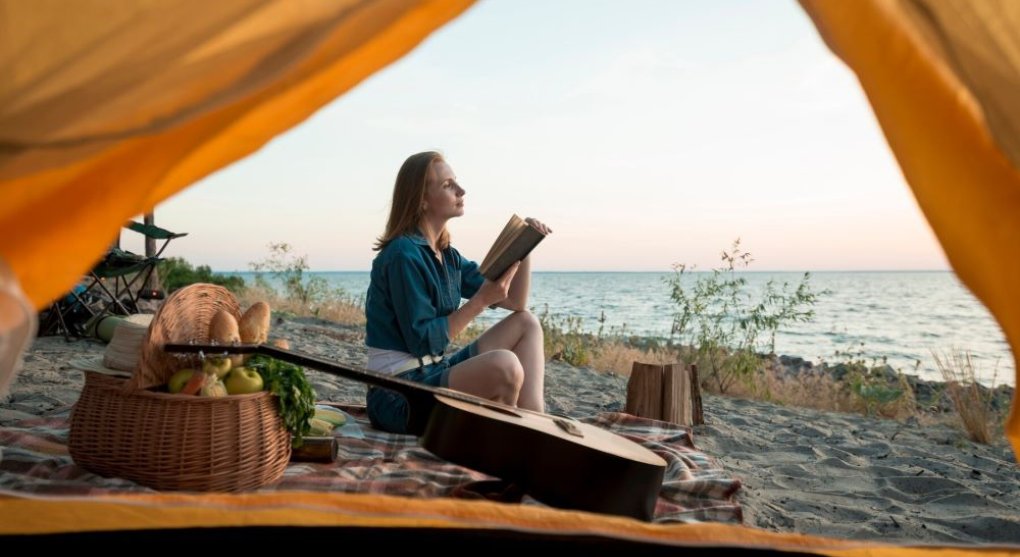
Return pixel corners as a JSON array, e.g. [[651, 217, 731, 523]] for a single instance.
[[422, 394, 665, 520], [163, 343, 667, 521]]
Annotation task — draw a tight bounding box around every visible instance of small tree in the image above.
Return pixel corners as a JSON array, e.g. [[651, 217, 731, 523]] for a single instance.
[[666, 239, 824, 394], [249, 242, 347, 317]]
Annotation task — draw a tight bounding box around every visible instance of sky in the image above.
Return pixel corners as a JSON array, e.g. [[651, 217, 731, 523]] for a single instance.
[[122, 0, 950, 273]]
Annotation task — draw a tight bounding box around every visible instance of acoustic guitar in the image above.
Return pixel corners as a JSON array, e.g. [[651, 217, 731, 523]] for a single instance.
[[163, 342, 667, 521]]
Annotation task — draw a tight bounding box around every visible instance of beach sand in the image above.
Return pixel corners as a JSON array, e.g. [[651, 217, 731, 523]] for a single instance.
[[3, 316, 1018, 545]]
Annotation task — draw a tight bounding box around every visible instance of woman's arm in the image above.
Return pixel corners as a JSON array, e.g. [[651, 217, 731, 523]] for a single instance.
[[497, 255, 530, 311], [448, 261, 520, 337]]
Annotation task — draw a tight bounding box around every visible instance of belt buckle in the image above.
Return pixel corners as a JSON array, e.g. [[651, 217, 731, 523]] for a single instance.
[[420, 354, 443, 367]]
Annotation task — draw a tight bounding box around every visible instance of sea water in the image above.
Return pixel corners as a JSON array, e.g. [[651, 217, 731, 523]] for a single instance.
[[219, 270, 1013, 387]]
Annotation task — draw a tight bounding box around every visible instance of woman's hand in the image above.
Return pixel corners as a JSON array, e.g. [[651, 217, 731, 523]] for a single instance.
[[525, 217, 552, 235], [475, 261, 520, 306]]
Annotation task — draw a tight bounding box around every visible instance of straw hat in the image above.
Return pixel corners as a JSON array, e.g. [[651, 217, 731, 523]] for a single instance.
[[70, 319, 150, 377]]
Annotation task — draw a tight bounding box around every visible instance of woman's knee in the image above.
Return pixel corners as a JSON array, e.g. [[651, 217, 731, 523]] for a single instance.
[[509, 310, 542, 336], [489, 349, 524, 390]]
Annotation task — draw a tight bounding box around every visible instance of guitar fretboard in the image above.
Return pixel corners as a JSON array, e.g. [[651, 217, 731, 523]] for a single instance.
[[161, 343, 524, 418]]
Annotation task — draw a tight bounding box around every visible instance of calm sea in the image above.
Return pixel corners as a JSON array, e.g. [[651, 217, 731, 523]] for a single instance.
[[220, 271, 1014, 387]]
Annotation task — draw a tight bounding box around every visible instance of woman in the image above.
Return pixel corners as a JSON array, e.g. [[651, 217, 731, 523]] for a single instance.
[[364, 151, 551, 434]]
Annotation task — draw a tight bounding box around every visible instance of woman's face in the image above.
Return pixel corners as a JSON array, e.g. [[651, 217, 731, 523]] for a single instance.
[[423, 160, 465, 220]]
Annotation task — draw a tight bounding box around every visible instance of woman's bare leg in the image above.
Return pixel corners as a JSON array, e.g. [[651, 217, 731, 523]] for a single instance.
[[475, 311, 545, 412], [447, 349, 523, 405]]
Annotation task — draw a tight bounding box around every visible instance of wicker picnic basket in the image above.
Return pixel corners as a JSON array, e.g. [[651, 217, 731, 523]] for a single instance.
[[69, 283, 291, 492]]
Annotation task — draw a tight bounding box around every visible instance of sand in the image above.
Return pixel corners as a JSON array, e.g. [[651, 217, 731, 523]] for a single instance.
[[2, 315, 1018, 545]]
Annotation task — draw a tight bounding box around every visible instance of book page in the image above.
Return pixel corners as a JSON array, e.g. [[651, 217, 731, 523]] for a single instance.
[[480, 214, 525, 274], [479, 214, 546, 280]]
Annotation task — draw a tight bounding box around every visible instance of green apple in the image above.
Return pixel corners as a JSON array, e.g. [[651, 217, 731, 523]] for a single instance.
[[224, 366, 264, 395], [168, 369, 198, 394], [202, 356, 232, 378]]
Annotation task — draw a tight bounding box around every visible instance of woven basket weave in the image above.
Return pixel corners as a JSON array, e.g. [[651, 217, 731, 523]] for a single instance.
[[133, 283, 241, 391], [69, 283, 291, 492]]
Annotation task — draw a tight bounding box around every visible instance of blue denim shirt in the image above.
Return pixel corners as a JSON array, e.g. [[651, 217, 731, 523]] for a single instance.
[[365, 233, 485, 357]]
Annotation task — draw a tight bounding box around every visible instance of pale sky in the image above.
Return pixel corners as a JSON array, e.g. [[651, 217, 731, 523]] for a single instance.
[[123, 0, 950, 272]]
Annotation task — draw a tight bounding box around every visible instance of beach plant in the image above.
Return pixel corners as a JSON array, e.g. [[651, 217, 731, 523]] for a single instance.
[[532, 304, 682, 374], [536, 304, 593, 367], [666, 239, 823, 394], [248, 242, 361, 319], [831, 342, 917, 419], [931, 348, 1002, 444], [250, 242, 325, 304], [848, 373, 904, 417]]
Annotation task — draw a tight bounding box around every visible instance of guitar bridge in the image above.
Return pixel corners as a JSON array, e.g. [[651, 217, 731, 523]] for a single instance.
[[552, 416, 583, 438]]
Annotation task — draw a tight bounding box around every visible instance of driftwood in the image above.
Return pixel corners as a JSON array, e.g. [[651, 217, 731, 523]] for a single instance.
[[626, 362, 703, 426]]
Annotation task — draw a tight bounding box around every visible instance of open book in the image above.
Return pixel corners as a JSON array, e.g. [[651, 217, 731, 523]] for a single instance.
[[478, 214, 547, 281]]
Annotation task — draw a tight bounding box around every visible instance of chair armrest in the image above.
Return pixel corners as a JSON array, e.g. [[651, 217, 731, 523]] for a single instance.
[[126, 221, 186, 240]]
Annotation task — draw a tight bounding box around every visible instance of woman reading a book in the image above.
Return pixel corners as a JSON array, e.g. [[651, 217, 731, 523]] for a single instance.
[[364, 151, 552, 434]]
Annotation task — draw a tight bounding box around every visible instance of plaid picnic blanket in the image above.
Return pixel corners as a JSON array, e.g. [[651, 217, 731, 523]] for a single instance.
[[0, 405, 742, 524]]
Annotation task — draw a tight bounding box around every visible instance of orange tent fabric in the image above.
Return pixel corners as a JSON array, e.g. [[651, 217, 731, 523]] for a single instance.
[[800, 0, 1020, 458], [0, 492, 1017, 556], [0, 0, 475, 309]]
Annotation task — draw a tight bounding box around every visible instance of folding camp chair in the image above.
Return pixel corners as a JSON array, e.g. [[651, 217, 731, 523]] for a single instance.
[[37, 283, 103, 340], [85, 248, 157, 314], [88, 222, 187, 312], [125, 220, 188, 259], [38, 221, 186, 339], [38, 248, 159, 340]]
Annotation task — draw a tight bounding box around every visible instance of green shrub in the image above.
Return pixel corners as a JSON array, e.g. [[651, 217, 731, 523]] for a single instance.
[[666, 239, 825, 394], [159, 257, 245, 294], [248, 242, 359, 318], [537, 305, 593, 367]]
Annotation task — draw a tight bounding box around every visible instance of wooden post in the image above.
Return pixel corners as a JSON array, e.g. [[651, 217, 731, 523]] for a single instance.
[[143, 212, 156, 259], [690, 363, 704, 425], [661, 363, 690, 425], [626, 362, 663, 421], [626, 361, 703, 426], [143, 212, 159, 292]]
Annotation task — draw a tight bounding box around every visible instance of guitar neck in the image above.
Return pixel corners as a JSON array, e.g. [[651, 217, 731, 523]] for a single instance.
[[162, 343, 459, 404]]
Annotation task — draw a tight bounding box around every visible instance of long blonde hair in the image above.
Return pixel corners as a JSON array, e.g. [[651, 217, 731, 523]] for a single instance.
[[373, 151, 451, 251]]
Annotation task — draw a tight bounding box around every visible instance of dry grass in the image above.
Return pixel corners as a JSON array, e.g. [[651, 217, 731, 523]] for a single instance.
[[453, 321, 486, 345], [585, 340, 932, 425], [216, 292, 1003, 440], [723, 363, 855, 413], [237, 284, 366, 326], [932, 349, 999, 444], [848, 373, 919, 420], [872, 374, 919, 420], [588, 340, 682, 377], [311, 298, 366, 326]]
